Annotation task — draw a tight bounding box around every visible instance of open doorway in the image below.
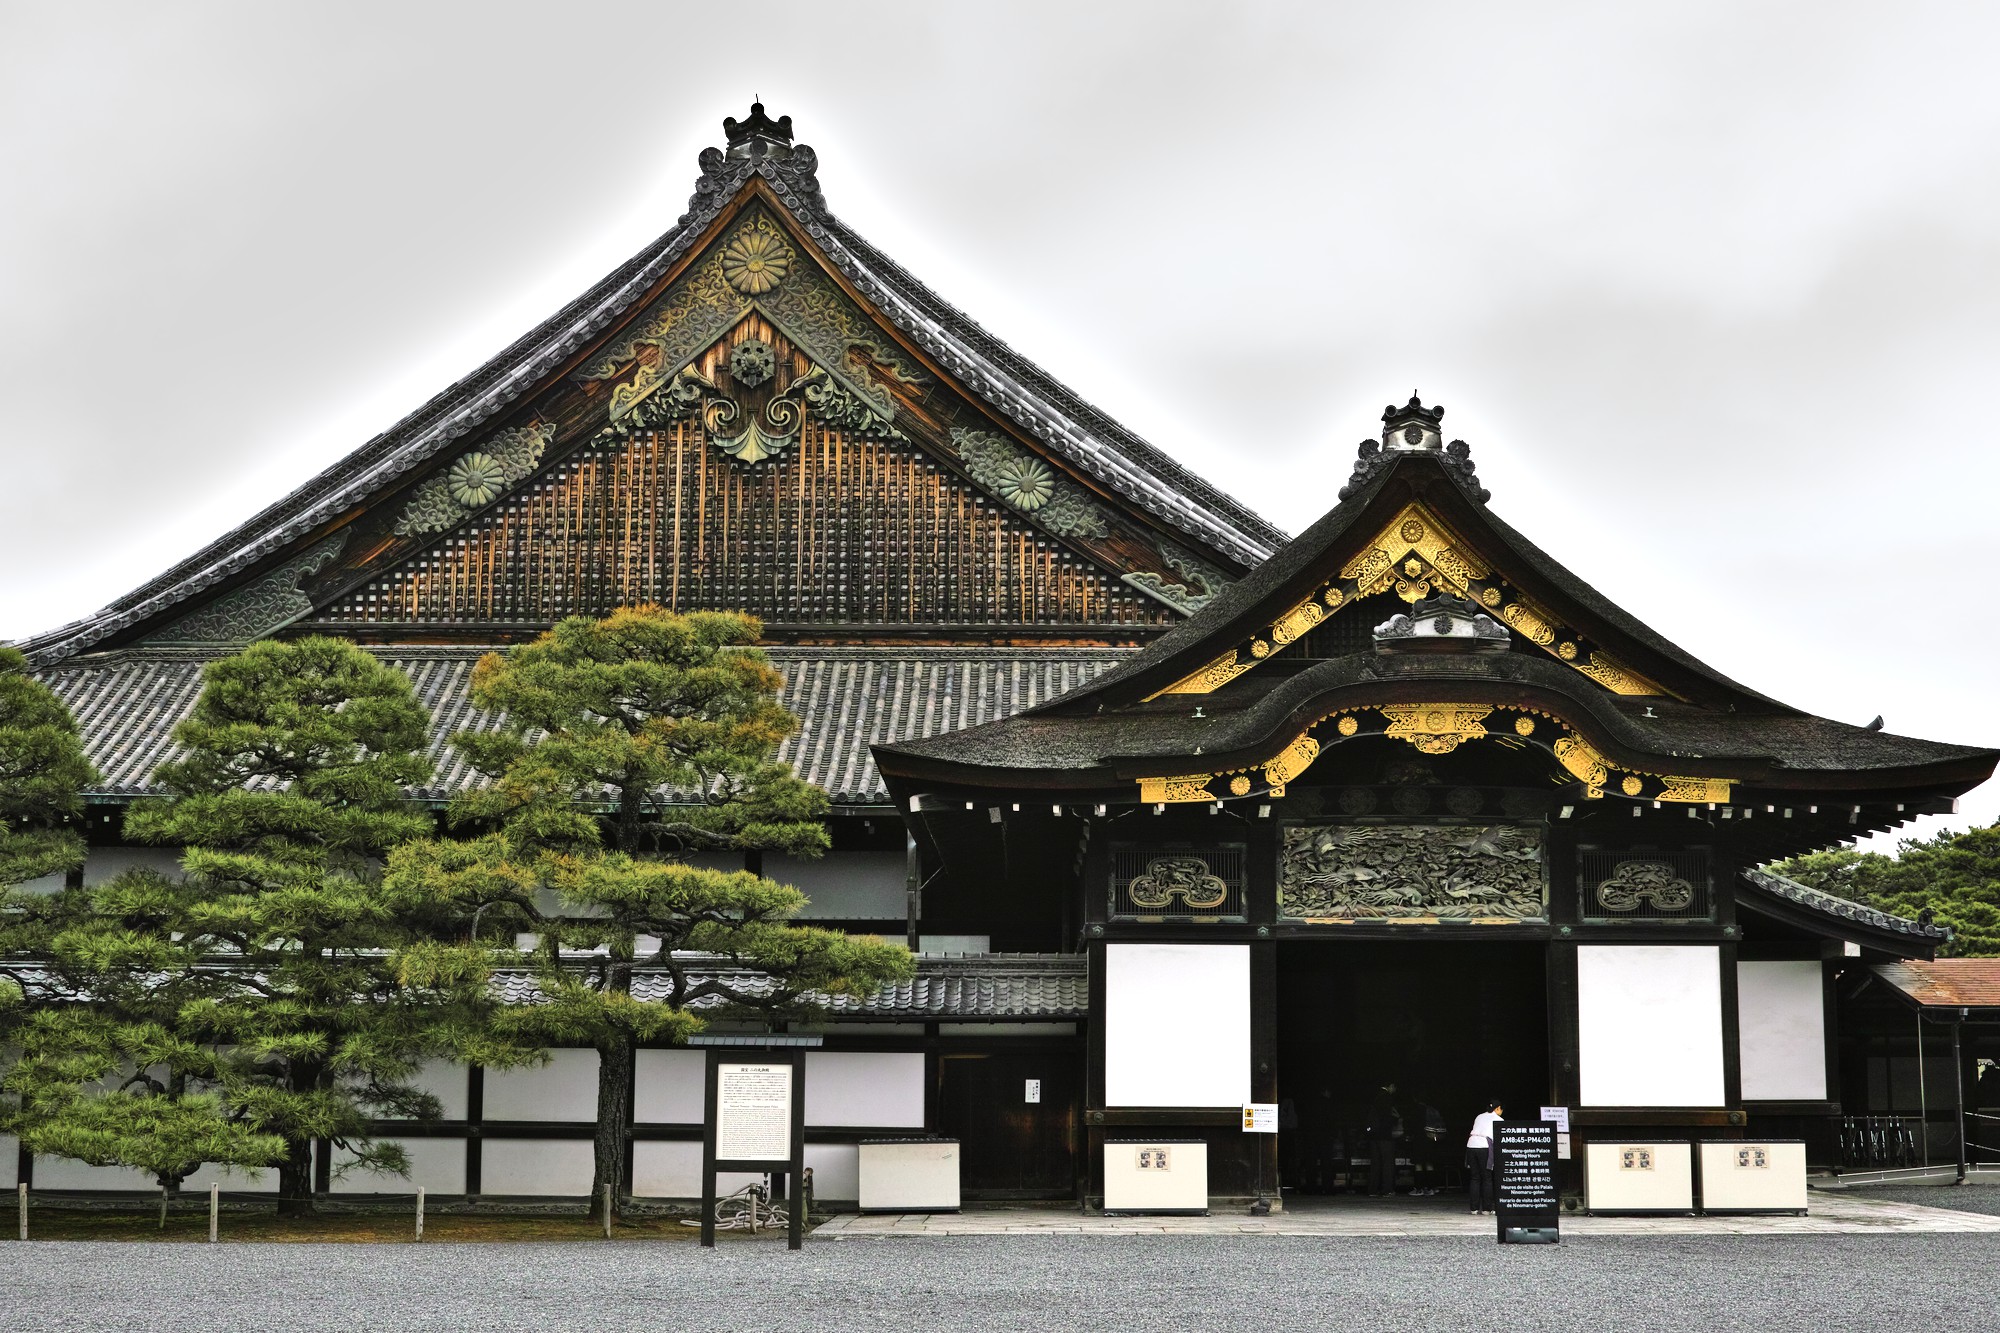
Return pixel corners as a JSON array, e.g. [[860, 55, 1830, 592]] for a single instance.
[[1276, 941, 1548, 1195]]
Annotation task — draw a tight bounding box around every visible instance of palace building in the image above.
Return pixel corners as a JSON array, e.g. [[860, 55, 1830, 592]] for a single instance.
[[10, 106, 1994, 1208]]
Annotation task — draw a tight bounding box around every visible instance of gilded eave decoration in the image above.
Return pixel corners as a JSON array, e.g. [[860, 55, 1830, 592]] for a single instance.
[[1134, 700, 1734, 808], [1153, 502, 1667, 699]]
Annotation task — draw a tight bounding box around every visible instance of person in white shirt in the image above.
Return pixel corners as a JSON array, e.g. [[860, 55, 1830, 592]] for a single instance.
[[1465, 1101, 1503, 1214]]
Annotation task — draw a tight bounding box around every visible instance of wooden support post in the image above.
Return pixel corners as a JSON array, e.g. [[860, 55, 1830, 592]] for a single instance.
[[1954, 1010, 1969, 1185], [602, 1184, 613, 1239], [415, 1186, 425, 1241], [208, 1182, 218, 1244], [17, 1182, 25, 1241]]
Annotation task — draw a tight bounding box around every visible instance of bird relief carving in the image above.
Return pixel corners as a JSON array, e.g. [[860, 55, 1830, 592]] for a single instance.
[[1278, 824, 1545, 920]]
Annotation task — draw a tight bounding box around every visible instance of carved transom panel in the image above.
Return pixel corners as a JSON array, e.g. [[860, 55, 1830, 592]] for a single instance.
[[1112, 845, 1246, 919], [1278, 824, 1545, 921]]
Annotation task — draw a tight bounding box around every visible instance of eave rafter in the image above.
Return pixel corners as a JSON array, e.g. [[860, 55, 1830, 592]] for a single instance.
[[1133, 699, 1735, 807], [1150, 502, 1669, 700]]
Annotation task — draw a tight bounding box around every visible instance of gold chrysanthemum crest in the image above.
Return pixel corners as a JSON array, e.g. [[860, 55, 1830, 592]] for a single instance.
[[722, 228, 792, 295]]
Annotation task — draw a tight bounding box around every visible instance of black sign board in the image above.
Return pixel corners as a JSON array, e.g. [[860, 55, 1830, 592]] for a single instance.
[[1494, 1122, 1560, 1245]]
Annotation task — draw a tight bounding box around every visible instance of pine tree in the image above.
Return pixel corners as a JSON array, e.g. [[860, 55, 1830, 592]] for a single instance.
[[59, 637, 522, 1215], [0, 645, 94, 887], [1771, 825, 2000, 956], [387, 607, 913, 1217]]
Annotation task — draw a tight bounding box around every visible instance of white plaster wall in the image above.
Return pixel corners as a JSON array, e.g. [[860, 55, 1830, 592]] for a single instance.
[[773, 851, 907, 920], [31, 1159, 159, 1191], [634, 1050, 706, 1123], [328, 1137, 468, 1195], [34, 1158, 276, 1193], [1105, 943, 1251, 1108], [805, 1143, 860, 1202], [1737, 961, 1828, 1101], [629, 1141, 762, 1198], [374, 1060, 470, 1121], [805, 1052, 925, 1127], [1577, 945, 1726, 1107], [480, 1138, 593, 1195], [482, 1050, 598, 1122], [0, 1136, 14, 1189]]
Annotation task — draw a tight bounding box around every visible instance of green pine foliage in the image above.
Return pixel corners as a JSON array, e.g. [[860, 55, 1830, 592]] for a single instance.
[[1769, 824, 2000, 956], [386, 607, 914, 1215], [0, 645, 95, 887], [8, 638, 524, 1213]]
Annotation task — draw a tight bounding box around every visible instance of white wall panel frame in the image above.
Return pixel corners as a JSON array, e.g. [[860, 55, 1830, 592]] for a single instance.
[[1577, 945, 1725, 1107], [1737, 961, 1829, 1101], [1105, 943, 1251, 1108]]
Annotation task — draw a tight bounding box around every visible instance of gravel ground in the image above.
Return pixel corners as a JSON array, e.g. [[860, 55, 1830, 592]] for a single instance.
[[8, 1234, 1998, 1333], [1844, 1181, 2000, 1218]]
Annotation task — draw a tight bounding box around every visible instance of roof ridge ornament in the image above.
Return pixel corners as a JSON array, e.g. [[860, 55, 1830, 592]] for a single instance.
[[684, 102, 824, 224], [1338, 395, 1491, 505], [723, 101, 795, 160]]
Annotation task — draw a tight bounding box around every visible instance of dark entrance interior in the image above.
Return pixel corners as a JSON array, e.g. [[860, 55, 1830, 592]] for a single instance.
[[1276, 941, 1548, 1194], [936, 1049, 1080, 1200]]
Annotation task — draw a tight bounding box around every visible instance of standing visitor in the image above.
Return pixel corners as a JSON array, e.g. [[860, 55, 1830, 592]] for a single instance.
[[1466, 1100, 1502, 1214], [1367, 1081, 1403, 1197]]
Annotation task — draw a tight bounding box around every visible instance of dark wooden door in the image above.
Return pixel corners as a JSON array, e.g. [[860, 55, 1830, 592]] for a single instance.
[[936, 1051, 1080, 1199]]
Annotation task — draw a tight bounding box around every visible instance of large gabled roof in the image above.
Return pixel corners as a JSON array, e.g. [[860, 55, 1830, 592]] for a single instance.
[[16, 105, 1285, 668], [875, 400, 1999, 816]]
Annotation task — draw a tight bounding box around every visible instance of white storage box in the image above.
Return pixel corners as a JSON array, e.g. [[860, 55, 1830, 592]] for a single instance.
[[1584, 1141, 1694, 1213], [857, 1138, 961, 1212], [1697, 1140, 1807, 1214], [1103, 1139, 1208, 1214]]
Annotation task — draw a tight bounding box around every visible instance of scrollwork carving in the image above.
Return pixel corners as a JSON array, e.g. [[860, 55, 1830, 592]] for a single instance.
[[949, 429, 1110, 538], [1126, 856, 1230, 910], [145, 532, 348, 645], [1594, 860, 1697, 913], [394, 423, 554, 536]]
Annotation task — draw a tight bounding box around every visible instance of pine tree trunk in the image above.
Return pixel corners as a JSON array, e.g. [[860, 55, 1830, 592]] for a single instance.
[[592, 1032, 633, 1220], [276, 1136, 315, 1218], [276, 1058, 322, 1218]]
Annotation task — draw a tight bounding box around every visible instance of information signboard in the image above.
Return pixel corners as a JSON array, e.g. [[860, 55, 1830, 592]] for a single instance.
[[701, 1047, 807, 1250], [1494, 1121, 1560, 1245], [715, 1062, 794, 1162], [1241, 1103, 1278, 1133]]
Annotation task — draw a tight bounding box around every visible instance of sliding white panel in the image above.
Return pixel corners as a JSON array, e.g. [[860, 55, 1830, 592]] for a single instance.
[[804, 1052, 925, 1127], [1105, 943, 1250, 1108], [1737, 961, 1827, 1101], [1577, 945, 1725, 1107], [482, 1049, 598, 1122]]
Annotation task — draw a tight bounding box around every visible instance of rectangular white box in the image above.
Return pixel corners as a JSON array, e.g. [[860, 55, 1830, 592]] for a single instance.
[[480, 1137, 592, 1195], [1737, 962, 1828, 1101], [1698, 1141, 1808, 1213], [1102, 1139, 1208, 1214], [1577, 946, 1725, 1107], [1105, 944, 1249, 1108], [482, 1049, 599, 1122], [857, 1139, 961, 1212], [1584, 1141, 1694, 1213]]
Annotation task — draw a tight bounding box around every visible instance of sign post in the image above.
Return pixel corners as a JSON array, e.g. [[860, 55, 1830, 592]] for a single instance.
[[1242, 1103, 1278, 1213], [1494, 1121, 1560, 1245], [701, 1047, 808, 1250]]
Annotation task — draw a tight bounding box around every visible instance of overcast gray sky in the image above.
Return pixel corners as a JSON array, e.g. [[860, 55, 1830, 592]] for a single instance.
[[3, 2, 1995, 846]]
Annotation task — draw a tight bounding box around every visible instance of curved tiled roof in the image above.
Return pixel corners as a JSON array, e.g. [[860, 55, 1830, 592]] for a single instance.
[[16, 115, 1281, 668], [1740, 867, 1948, 943], [490, 953, 1087, 1019], [37, 646, 1135, 805]]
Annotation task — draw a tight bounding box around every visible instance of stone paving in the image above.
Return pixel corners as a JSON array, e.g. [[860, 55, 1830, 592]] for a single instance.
[[814, 1187, 2000, 1237]]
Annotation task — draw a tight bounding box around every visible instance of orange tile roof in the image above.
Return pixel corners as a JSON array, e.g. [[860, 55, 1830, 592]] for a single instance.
[[1875, 960, 2000, 1009]]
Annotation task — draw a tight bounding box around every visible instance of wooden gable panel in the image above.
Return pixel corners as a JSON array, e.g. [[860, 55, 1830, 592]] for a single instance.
[[318, 417, 1170, 633]]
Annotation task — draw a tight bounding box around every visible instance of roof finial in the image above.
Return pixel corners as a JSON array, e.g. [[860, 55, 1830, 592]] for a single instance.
[[723, 101, 794, 161], [1382, 394, 1445, 453]]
